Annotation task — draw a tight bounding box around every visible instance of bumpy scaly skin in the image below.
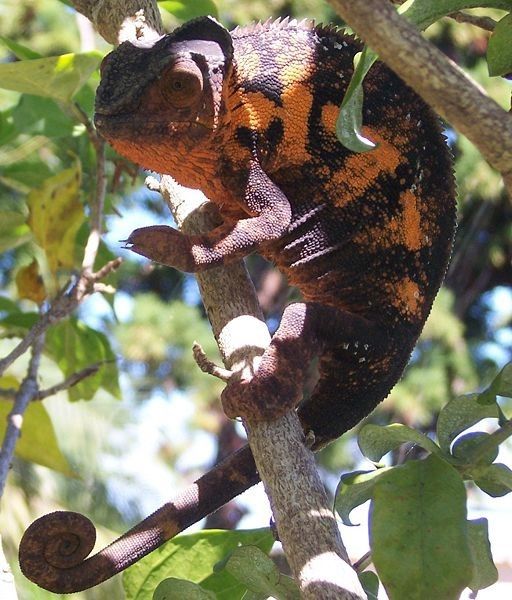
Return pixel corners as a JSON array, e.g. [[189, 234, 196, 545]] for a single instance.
[[19, 16, 456, 592]]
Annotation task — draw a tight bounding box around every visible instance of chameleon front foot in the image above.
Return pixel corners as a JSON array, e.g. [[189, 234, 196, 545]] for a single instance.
[[221, 371, 302, 422], [124, 225, 195, 271]]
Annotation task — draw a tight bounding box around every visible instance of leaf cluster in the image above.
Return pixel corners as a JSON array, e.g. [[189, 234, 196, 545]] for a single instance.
[[336, 363, 512, 599]]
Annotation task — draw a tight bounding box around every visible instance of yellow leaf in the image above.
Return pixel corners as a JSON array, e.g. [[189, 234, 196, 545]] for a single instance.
[[0, 401, 75, 477], [0, 51, 102, 103], [27, 164, 85, 279], [0, 375, 19, 392], [16, 259, 47, 304]]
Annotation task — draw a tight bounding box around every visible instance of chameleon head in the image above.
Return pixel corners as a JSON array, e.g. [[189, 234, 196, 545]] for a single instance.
[[94, 17, 233, 177]]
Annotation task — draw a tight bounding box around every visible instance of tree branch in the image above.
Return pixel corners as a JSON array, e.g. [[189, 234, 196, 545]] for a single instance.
[[0, 330, 45, 497], [328, 0, 512, 198], [447, 11, 497, 31], [71, 0, 163, 44], [155, 176, 364, 599]]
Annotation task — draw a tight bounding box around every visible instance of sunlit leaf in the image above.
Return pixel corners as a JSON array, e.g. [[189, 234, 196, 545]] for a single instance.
[[371, 455, 472, 599], [154, 578, 215, 600], [436, 393, 499, 453], [159, 0, 219, 20], [402, 1, 512, 31], [467, 519, 498, 592], [0, 51, 102, 103], [488, 12, 512, 76], [123, 528, 273, 600], [0, 400, 75, 476], [358, 423, 442, 462], [334, 468, 391, 526], [0, 36, 41, 60], [336, 48, 377, 152], [27, 163, 84, 282], [358, 571, 379, 600], [221, 546, 300, 599], [45, 318, 120, 401]]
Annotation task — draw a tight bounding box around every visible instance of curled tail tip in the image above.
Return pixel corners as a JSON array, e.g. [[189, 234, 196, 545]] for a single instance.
[[19, 511, 97, 593]]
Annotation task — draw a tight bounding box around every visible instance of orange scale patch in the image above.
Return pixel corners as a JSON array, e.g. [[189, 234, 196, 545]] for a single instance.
[[342, 128, 403, 192], [400, 190, 422, 252], [391, 277, 424, 319], [279, 83, 314, 163]]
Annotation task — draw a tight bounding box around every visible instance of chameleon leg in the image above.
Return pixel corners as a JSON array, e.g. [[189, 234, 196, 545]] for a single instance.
[[221, 302, 382, 422]]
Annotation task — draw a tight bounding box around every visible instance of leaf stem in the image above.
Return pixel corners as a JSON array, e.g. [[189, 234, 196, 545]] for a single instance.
[[467, 420, 512, 464]]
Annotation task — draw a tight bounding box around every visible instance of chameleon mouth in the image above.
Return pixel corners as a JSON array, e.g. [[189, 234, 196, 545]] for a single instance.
[[94, 113, 209, 146]]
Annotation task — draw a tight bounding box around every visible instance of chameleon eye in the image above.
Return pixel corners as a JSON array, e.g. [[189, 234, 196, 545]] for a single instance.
[[165, 62, 203, 109]]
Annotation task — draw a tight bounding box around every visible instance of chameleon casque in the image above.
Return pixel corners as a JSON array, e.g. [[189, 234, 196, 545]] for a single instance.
[[19, 16, 456, 593]]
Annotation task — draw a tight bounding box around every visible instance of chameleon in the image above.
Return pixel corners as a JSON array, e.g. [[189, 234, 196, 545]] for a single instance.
[[19, 16, 456, 593]]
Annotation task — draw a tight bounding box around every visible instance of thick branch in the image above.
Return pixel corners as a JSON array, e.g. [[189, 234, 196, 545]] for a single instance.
[[329, 0, 512, 197], [71, 0, 163, 44], [156, 176, 364, 599]]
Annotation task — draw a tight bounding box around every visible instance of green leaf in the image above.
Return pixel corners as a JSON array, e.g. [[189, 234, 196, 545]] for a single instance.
[[337, 1, 511, 153], [336, 48, 378, 152], [45, 318, 120, 401], [491, 361, 512, 398], [0, 51, 102, 103], [0, 311, 39, 336], [221, 546, 300, 600], [358, 571, 379, 600], [334, 468, 391, 526], [154, 578, 215, 600], [11, 94, 76, 138], [467, 519, 498, 592], [436, 393, 499, 453], [0, 400, 75, 476], [358, 423, 441, 462], [402, 1, 512, 31], [370, 455, 472, 599], [0, 36, 41, 60], [488, 13, 512, 76], [452, 431, 499, 465], [0, 209, 31, 252], [123, 529, 273, 600], [159, 0, 219, 20], [473, 463, 512, 497], [0, 297, 22, 315]]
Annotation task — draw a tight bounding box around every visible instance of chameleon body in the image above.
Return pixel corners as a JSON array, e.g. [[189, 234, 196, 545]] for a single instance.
[[19, 16, 455, 592]]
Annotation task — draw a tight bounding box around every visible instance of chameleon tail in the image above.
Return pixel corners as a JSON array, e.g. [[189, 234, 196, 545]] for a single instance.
[[19, 445, 258, 593]]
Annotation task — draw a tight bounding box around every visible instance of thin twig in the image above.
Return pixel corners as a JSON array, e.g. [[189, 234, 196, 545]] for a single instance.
[[192, 342, 233, 382], [353, 551, 372, 573], [447, 11, 497, 32], [0, 364, 103, 401], [0, 331, 45, 497], [36, 363, 104, 400], [0, 258, 121, 378]]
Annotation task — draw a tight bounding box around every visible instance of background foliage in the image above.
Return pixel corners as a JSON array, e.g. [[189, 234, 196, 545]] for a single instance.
[[0, 1, 511, 598]]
